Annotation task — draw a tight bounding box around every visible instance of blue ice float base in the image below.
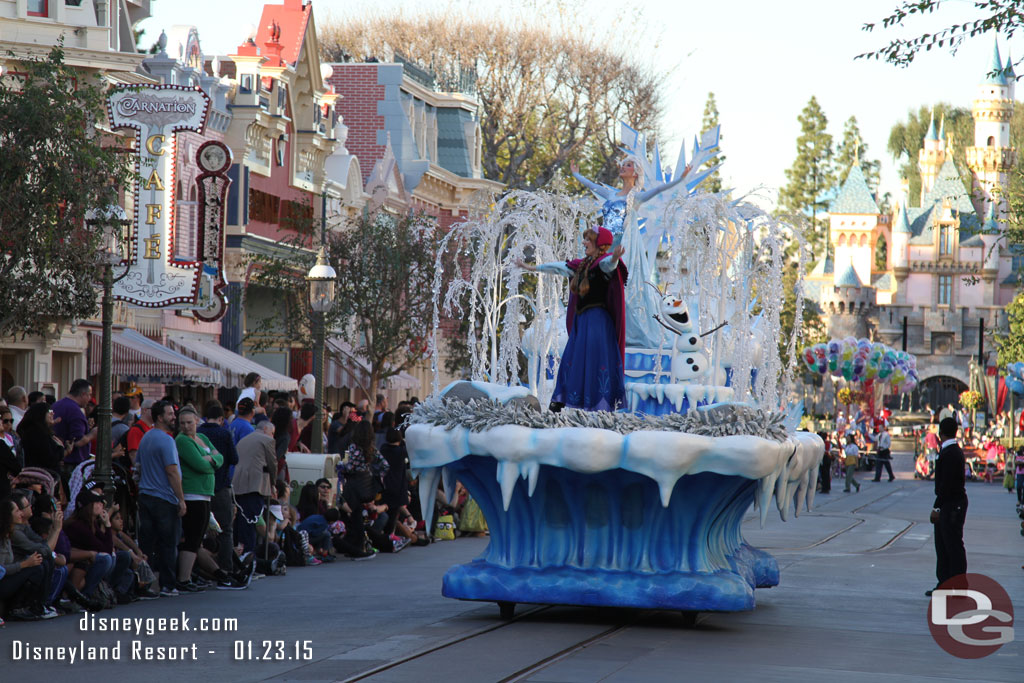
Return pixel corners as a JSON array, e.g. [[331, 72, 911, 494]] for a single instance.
[[443, 561, 757, 612], [440, 455, 780, 613]]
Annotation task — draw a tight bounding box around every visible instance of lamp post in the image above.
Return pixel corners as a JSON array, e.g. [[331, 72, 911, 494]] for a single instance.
[[86, 206, 128, 491], [306, 246, 336, 453]]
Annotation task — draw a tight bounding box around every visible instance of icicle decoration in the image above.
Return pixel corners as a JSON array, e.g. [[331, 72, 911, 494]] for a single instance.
[[429, 188, 596, 391]]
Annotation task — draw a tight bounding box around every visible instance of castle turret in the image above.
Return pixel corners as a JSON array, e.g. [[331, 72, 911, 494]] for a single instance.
[[918, 110, 946, 201], [1007, 51, 1017, 101], [892, 201, 911, 269], [967, 39, 1016, 221], [829, 162, 881, 287]]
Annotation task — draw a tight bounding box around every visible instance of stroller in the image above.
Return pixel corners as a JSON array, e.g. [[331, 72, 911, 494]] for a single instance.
[[914, 454, 933, 480]]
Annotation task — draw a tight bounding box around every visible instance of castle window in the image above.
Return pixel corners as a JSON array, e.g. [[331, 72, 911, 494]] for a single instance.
[[939, 225, 953, 255], [859, 234, 868, 247], [839, 301, 846, 314], [987, 136, 995, 147], [838, 234, 847, 246], [938, 275, 952, 305]]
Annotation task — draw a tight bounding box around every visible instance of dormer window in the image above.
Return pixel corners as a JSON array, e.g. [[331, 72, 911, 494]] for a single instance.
[[939, 224, 953, 255]]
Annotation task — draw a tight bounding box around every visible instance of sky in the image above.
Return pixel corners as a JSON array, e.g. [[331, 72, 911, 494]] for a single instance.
[[138, 0, 1006, 209]]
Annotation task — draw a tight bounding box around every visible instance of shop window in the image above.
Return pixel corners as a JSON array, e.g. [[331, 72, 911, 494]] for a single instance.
[[249, 189, 280, 224], [280, 200, 313, 231]]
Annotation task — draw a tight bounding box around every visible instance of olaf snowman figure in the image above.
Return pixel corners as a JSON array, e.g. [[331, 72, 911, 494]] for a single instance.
[[652, 294, 710, 382]]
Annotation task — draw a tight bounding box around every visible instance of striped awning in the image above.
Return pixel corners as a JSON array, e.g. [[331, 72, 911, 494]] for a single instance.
[[325, 338, 420, 392], [89, 329, 221, 386], [166, 335, 298, 392]]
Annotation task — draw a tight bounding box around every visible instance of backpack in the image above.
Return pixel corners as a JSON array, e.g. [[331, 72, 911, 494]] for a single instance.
[[433, 513, 456, 541], [279, 527, 307, 567]]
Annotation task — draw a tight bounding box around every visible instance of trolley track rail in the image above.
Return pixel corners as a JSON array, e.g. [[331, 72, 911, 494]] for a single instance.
[[339, 605, 551, 682]]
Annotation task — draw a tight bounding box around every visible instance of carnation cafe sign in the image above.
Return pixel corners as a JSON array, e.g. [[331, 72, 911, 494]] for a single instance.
[[107, 85, 210, 308]]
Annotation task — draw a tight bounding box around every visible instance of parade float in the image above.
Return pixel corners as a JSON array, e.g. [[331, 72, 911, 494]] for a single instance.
[[405, 124, 825, 616]]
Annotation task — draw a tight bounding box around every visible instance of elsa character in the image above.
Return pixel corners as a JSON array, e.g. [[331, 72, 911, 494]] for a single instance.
[[570, 158, 690, 246], [570, 157, 690, 349]]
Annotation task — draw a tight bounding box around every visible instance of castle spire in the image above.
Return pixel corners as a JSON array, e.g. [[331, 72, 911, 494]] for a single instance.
[[985, 38, 1008, 85], [894, 200, 912, 235], [938, 114, 945, 144], [925, 110, 938, 141]]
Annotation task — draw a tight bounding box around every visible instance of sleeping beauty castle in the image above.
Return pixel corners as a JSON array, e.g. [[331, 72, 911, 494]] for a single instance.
[[804, 40, 1021, 412]]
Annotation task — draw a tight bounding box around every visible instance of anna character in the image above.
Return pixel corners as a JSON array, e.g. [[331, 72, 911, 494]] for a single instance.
[[518, 227, 627, 412]]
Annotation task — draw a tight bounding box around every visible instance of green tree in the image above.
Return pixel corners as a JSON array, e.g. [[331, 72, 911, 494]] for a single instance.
[[835, 116, 881, 193], [778, 96, 835, 253], [700, 92, 724, 194], [0, 46, 134, 337], [247, 210, 440, 395], [319, 10, 665, 191], [994, 291, 1024, 366], [858, 1, 1024, 66]]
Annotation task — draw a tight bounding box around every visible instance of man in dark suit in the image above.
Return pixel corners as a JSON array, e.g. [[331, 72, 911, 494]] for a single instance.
[[927, 417, 968, 596]]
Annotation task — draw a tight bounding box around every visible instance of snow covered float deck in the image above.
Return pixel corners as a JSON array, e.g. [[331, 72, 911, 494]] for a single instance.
[[406, 383, 824, 615]]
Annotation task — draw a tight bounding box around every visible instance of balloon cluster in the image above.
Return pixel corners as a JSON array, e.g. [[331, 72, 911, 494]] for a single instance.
[[801, 338, 919, 393], [1005, 362, 1024, 395]]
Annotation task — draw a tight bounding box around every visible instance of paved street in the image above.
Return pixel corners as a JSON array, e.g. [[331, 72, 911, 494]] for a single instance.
[[4, 452, 1022, 682]]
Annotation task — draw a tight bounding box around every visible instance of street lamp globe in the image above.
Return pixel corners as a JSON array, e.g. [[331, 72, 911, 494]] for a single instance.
[[86, 205, 129, 266], [306, 246, 337, 312]]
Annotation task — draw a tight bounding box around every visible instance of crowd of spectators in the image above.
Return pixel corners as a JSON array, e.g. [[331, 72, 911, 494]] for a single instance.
[[0, 378, 480, 626]]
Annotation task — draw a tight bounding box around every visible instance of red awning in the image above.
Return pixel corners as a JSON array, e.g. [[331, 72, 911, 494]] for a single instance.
[[89, 329, 221, 386]]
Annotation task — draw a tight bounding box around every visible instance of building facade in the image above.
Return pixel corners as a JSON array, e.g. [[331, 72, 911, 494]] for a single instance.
[[324, 59, 504, 394], [1, 0, 504, 408], [0, 0, 151, 398]]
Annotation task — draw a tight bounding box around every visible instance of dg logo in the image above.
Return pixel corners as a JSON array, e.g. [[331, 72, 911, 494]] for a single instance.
[[927, 573, 1014, 658]]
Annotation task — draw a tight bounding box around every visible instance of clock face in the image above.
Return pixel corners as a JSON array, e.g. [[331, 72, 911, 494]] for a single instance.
[[195, 292, 226, 322], [198, 142, 229, 173]]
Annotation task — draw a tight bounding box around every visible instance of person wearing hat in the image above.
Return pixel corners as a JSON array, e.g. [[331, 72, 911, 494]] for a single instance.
[[517, 226, 628, 412], [124, 384, 144, 421], [64, 486, 135, 603]]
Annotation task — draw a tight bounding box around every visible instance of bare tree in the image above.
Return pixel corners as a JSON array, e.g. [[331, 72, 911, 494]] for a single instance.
[[319, 9, 666, 190]]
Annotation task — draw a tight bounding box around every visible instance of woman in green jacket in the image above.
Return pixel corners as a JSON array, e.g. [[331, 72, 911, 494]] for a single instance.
[[175, 407, 223, 591]]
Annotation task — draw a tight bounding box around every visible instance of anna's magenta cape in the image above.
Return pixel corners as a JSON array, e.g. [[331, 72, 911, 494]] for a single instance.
[[565, 254, 629, 362]]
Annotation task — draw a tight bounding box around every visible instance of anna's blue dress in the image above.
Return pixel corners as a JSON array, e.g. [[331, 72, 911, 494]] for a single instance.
[[536, 255, 627, 412]]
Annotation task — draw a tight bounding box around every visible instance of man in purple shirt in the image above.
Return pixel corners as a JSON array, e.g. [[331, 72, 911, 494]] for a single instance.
[[52, 379, 97, 469]]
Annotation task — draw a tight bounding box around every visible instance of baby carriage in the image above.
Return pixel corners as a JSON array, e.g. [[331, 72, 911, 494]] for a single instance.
[[914, 454, 933, 480]]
